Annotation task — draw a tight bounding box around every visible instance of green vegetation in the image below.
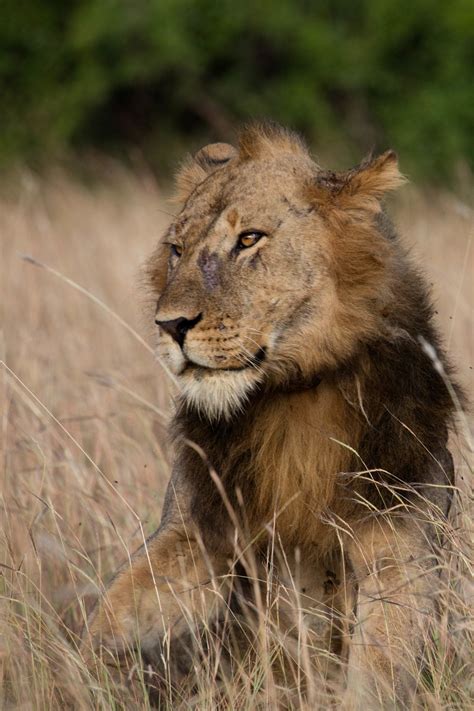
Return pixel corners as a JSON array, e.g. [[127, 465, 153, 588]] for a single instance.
[[1, 0, 473, 180]]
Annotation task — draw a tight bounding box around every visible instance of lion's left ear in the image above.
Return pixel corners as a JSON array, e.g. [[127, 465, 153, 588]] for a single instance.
[[309, 150, 406, 213], [173, 142, 237, 203]]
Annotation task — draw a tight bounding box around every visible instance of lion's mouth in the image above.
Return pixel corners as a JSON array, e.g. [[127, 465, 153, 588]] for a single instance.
[[181, 346, 267, 375]]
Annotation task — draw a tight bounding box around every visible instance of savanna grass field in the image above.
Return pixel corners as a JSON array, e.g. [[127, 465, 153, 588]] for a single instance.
[[0, 162, 472, 709]]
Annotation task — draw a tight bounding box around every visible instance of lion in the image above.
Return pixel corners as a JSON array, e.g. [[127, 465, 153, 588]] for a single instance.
[[83, 123, 460, 709]]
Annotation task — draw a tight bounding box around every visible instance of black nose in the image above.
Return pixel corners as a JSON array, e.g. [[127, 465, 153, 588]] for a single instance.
[[155, 313, 202, 348]]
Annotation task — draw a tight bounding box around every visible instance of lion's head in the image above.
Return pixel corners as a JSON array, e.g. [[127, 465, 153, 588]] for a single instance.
[[148, 123, 405, 419]]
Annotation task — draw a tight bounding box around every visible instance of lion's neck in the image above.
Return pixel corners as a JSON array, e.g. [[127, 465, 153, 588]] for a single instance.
[[248, 381, 361, 547], [177, 376, 361, 552]]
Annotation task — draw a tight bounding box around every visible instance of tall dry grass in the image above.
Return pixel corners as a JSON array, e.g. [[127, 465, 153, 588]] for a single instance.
[[0, 164, 472, 709]]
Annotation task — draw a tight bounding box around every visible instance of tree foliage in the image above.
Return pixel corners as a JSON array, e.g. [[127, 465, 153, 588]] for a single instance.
[[1, 0, 473, 180]]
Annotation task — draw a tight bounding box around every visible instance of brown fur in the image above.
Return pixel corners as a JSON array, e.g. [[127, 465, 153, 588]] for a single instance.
[[83, 123, 460, 708]]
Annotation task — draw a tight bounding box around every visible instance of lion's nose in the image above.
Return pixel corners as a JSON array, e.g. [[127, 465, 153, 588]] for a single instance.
[[155, 313, 202, 348]]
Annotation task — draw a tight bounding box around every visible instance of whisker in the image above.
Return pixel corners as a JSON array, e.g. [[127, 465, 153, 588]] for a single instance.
[[237, 343, 266, 377], [231, 348, 258, 371], [242, 334, 264, 351], [246, 326, 267, 338], [241, 337, 268, 375]]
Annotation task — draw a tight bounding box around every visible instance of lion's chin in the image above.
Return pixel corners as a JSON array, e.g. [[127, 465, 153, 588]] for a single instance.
[[178, 366, 262, 421]]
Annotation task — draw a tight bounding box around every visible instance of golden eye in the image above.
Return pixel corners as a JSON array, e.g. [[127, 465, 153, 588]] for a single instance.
[[170, 244, 183, 258], [237, 231, 266, 249]]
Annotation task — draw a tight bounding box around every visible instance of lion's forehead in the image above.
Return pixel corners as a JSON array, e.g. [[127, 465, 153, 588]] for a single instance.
[[188, 155, 310, 208], [177, 162, 313, 245]]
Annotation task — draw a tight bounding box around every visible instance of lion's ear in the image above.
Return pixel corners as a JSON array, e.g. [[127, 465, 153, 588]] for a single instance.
[[309, 151, 406, 213], [343, 151, 405, 202], [173, 142, 237, 203]]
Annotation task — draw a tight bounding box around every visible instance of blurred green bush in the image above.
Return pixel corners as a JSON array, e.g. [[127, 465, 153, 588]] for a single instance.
[[1, 0, 473, 181]]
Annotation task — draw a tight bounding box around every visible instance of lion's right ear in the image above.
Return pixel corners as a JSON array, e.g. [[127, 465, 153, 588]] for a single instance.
[[173, 142, 237, 203], [308, 151, 405, 214]]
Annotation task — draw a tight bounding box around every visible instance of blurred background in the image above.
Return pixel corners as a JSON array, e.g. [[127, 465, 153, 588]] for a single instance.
[[0, 3, 472, 708], [1, 0, 473, 183]]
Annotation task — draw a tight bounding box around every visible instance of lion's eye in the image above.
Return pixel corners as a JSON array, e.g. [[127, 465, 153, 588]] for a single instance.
[[237, 231, 266, 249], [170, 244, 183, 258]]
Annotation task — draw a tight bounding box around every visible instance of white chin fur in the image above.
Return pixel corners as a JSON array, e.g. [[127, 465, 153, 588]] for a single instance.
[[179, 368, 261, 420]]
